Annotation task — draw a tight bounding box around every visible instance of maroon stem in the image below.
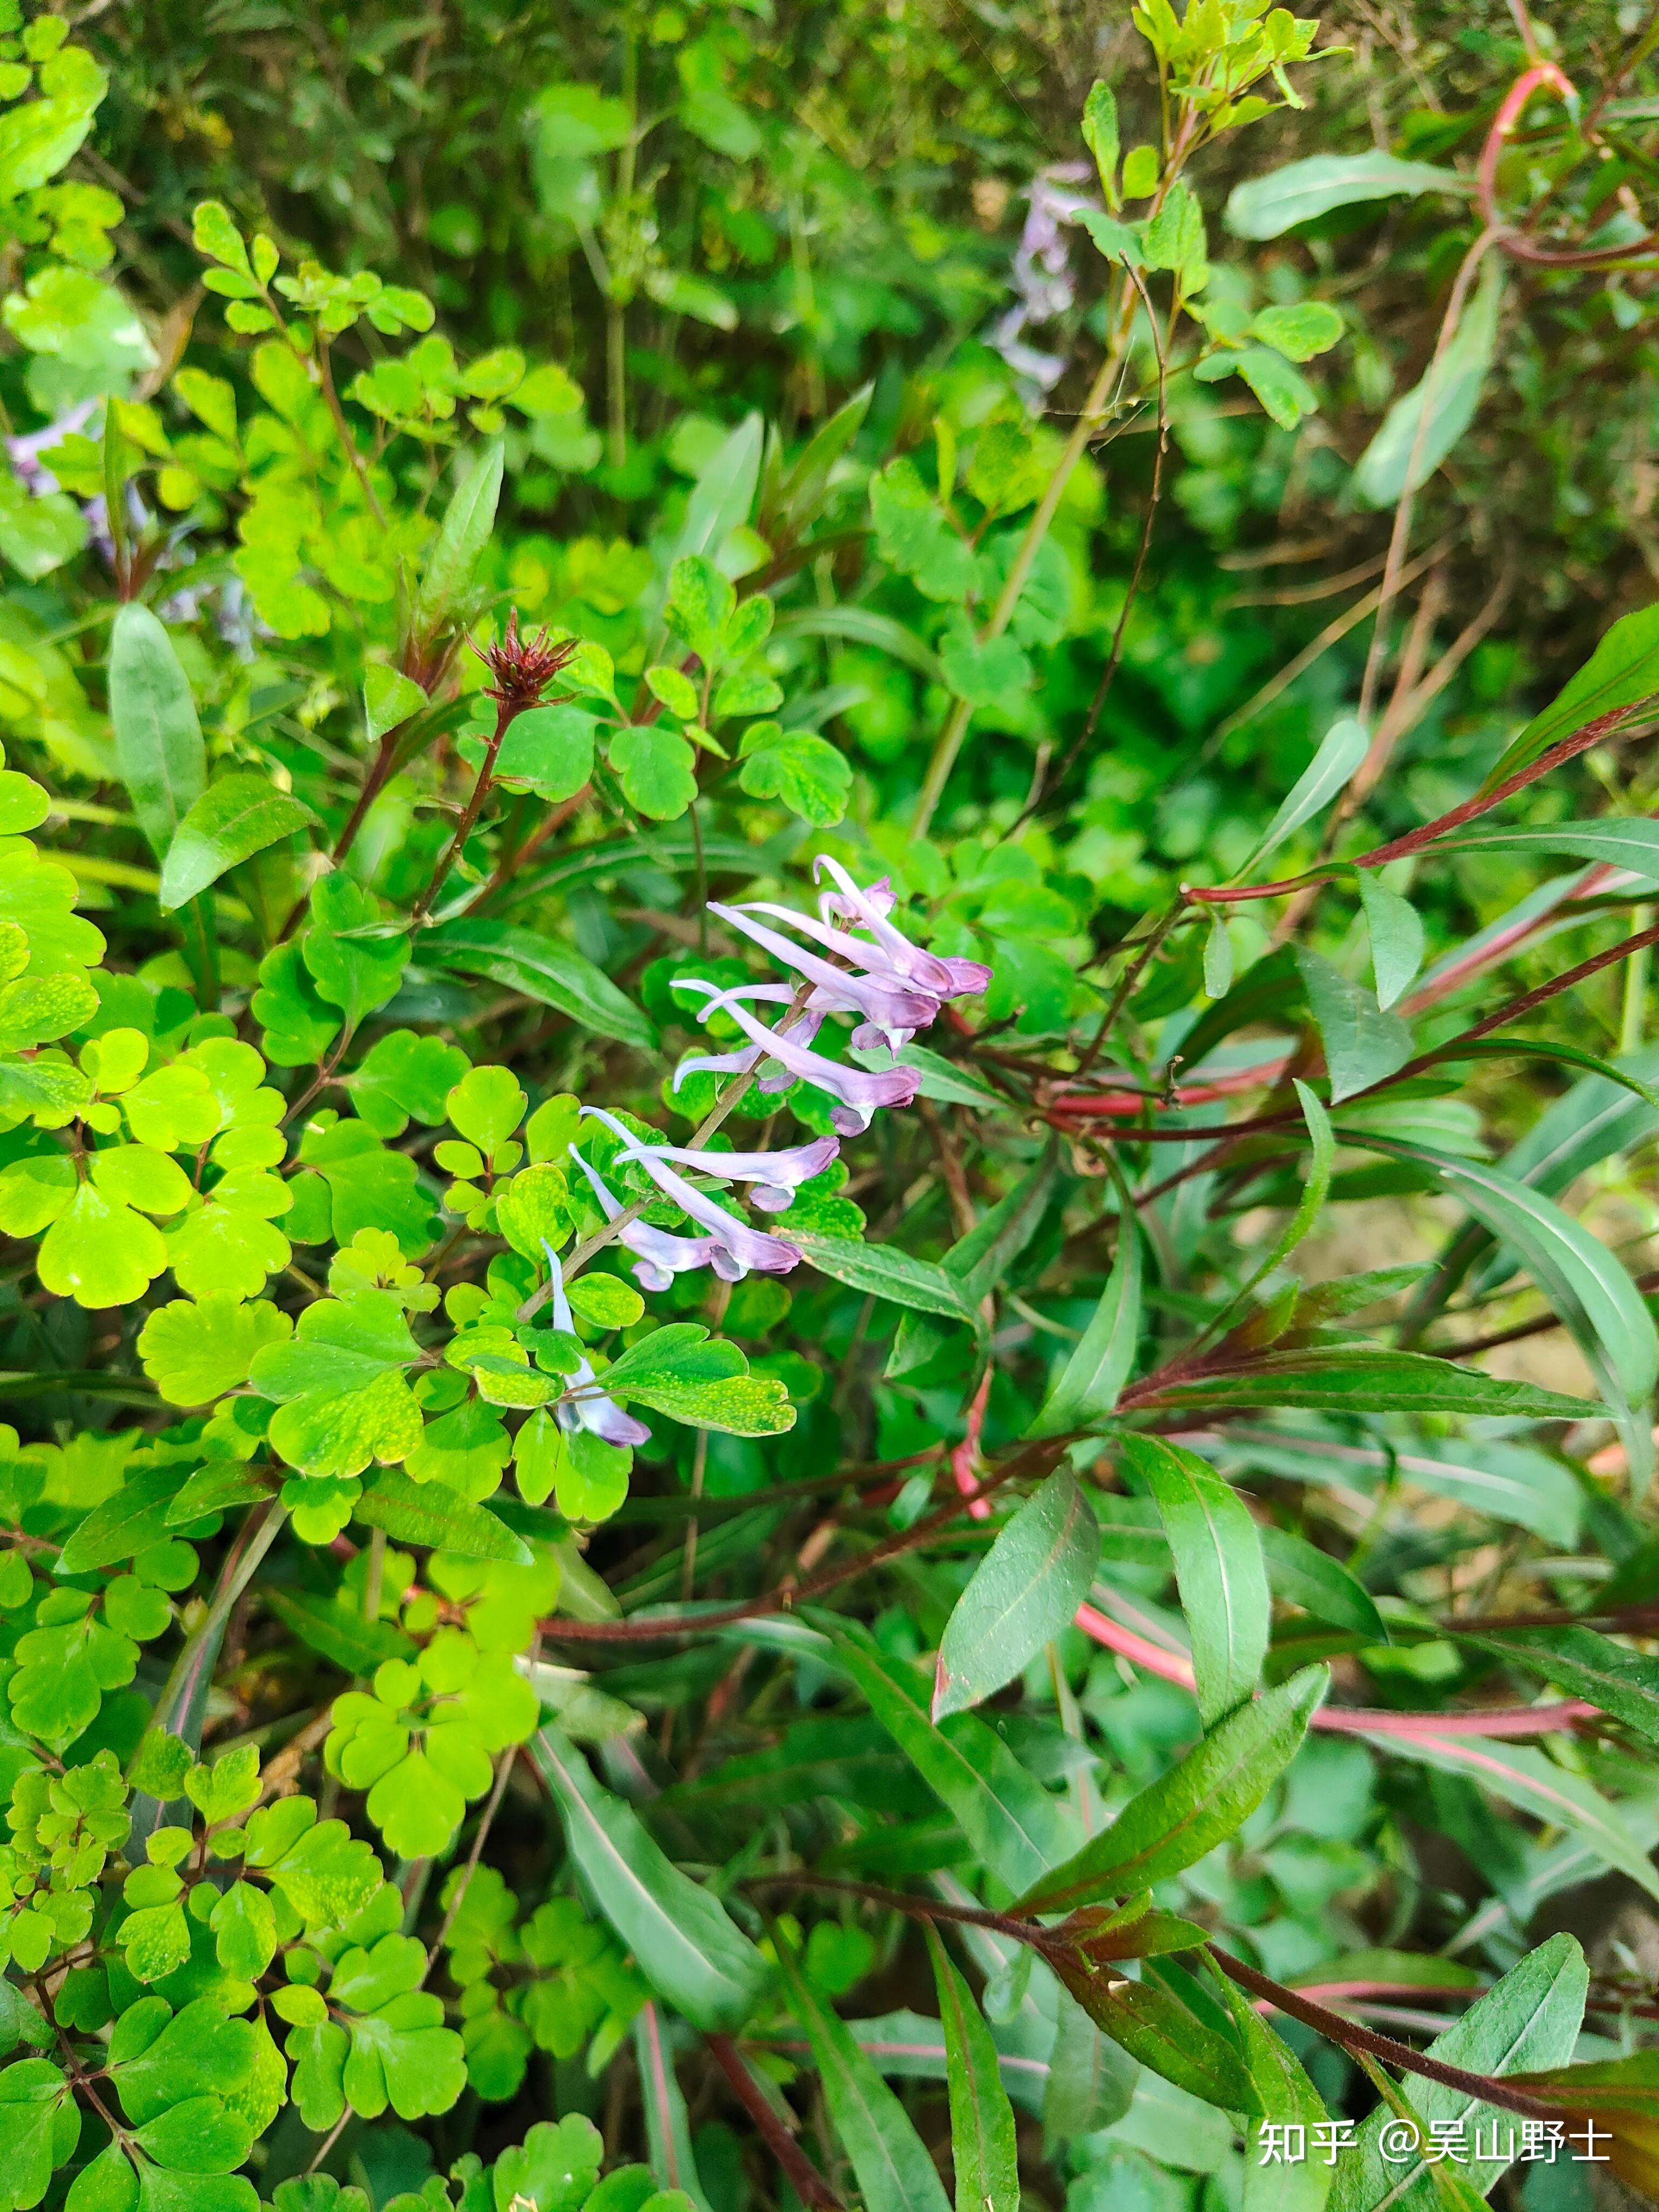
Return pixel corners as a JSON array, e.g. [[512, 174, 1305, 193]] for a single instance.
[[705, 2036, 845, 2211], [1188, 702, 1647, 905], [411, 692, 518, 926], [1208, 1947, 1559, 2121]]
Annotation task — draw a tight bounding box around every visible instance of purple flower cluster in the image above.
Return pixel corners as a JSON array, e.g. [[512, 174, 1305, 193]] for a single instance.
[[990, 163, 1096, 397], [570, 856, 989, 1301]]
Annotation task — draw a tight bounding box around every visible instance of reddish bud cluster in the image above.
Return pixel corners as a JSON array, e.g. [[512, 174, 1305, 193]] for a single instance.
[[475, 610, 578, 711]]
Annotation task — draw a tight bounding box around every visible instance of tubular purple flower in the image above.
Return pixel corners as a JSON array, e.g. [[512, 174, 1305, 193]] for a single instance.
[[673, 986, 919, 1134], [706, 901, 940, 1041], [811, 856, 992, 1002], [598, 1130, 838, 1213], [579, 1110, 803, 1278], [540, 1242, 652, 1447], [567, 1149, 723, 1293]]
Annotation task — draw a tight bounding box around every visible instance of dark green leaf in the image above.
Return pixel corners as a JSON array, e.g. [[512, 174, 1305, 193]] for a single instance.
[[776, 1934, 951, 2212], [932, 1468, 1098, 1719], [1225, 151, 1466, 238], [1018, 1666, 1328, 1912], [109, 604, 206, 860], [1122, 1434, 1267, 1727], [426, 918, 655, 1051], [925, 1925, 1019, 2212], [530, 1723, 772, 2032], [158, 773, 317, 911]]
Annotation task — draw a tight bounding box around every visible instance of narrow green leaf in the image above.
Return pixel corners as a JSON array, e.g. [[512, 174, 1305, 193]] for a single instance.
[[1225, 151, 1465, 240], [1356, 1136, 1659, 1431], [1049, 1959, 1256, 2117], [354, 1469, 532, 1563], [924, 1926, 1019, 2212], [1259, 1526, 1386, 1641], [1217, 1978, 1332, 2212], [790, 1230, 974, 1323], [414, 441, 504, 634], [632, 2005, 714, 2212], [776, 1934, 951, 2212], [262, 1586, 417, 1673], [1422, 817, 1659, 879], [1457, 1626, 1659, 1747], [772, 604, 947, 688], [1137, 1345, 1600, 1421], [1018, 1666, 1328, 1912], [1419, 1035, 1659, 1114], [1203, 912, 1234, 998], [1296, 949, 1411, 1102], [1028, 1212, 1142, 1439], [1481, 601, 1659, 792], [1357, 872, 1424, 1010], [530, 1722, 772, 2032], [426, 917, 656, 1051], [1123, 1434, 1267, 1727], [817, 1618, 1078, 1896], [109, 603, 206, 859], [1237, 717, 1367, 881], [1329, 1934, 1586, 2210], [932, 1468, 1099, 1719], [1368, 1733, 1659, 1904], [674, 412, 762, 565], [159, 772, 317, 910], [1353, 256, 1504, 507]]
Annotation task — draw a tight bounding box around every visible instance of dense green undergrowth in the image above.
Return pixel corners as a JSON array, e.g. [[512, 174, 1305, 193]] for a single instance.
[[8, 3, 1659, 2210]]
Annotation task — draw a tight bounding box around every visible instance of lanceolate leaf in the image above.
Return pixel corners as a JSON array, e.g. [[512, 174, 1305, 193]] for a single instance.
[[1133, 1346, 1600, 1421], [1458, 1626, 1659, 1747], [1018, 1666, 1328, 1912], [427, 918, 655, 1051], [1367, 1733, 1659, 1904], [530, 1723, 772, 2032], [1356, 1136, 1659, 1448], [1048, 1960, 1256, 2117], [1224, 151, 1466, 238], [817, 1618, 1078, 1896], [1357, 871, 1424, 1010], [776, 1935, 951, 2212], [109, 603, 207, 859], [1329, 1934, 1586, 2210], [1238, 717, 1367, 881], [1028, 1214, 1141, 1438], [790, 1231, 974, 1323], [924, 1926, 1019, 2212], [159, 772, 317, 910], [1422, 816, 1659, 881], [1124, 1434, 1267, 1727], [1258, 1525, 1386, 1641], [1296, 949, 1411, 1103], [353, 1469, 532, 1563], [1218, 1978, 1332, 2212], [932, 1467, 1099, 1719], [414, 440, 504, 634], [1480, 601, 1659, 791], [1353, 254, 1504, 507]]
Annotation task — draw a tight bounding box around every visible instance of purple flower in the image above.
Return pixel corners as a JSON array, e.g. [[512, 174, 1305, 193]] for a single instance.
[[989, 163, 1096, 398], [569, 1148, 723, 1294], [6, 399, 98, 495], [672, 985, 920, 1136], [707, 899, 941, 1045], [601, 1129, 839, 1213], [812, 857, 993, 1003], [541, 1242, 652, 1447], [580, 1108, 802, 1278]]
